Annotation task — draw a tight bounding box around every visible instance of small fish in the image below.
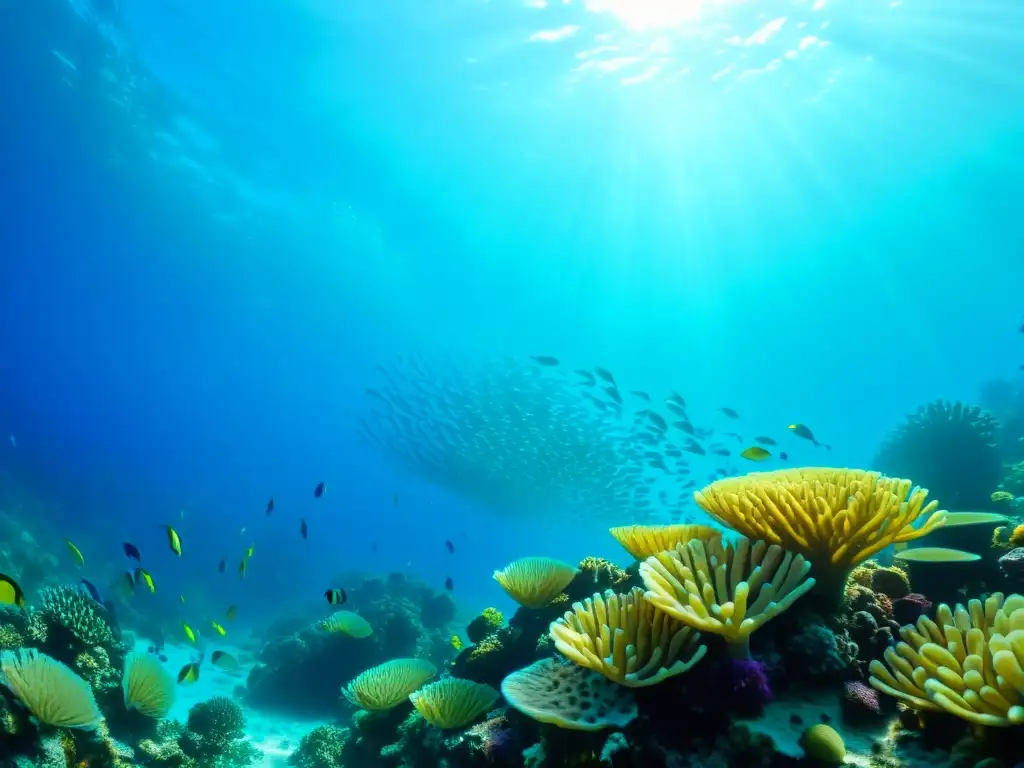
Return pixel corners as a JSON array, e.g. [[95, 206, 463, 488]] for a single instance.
[[594, 367, 616, 387], [265, 497, 275, 515], [182, 622, 197, 643], [711, 448, 730, 457], [393, 493, 399, 505], [314, 482, 327, 498], [246, 544, 255, 559], [177, 662, 200, 685], [164, 525, 183, 556], [80, 578, 102, 603], [65, 540, 85, 567], [444, 577, 454, 592], [210, 650, 239, 671], [179, 594, 186, 605], [724, 432, 743, 442], [673, 420, 696, 436], [647, 412, 668, 432], [240, 527, 247, 536], [605, 386, 623, 405], [211, 620, 227, 637], [665, 401, 688, 418], [121, 571, 136, 595], [530, 355, 560, 366], [787, 423, 831, 449], [239, 559, 247, 579], [450, 634, 463, 651], [218, 559, 226, 573], [719, 407, 740, 419], [325, 588, 348, 605], [683, 441, 706, 456], [630, 391, 651, 401], [226, 605, 238, 621], [754, 436, 777, 446], [444, 540, 454, 554], [300, 519, 308, 539], [0, 573, 26, 608], [135, 568, 155, 593], [123, 542, 142, 562], [780, 452, 788, 460], [740, 446, 772, 461], [573, 369, 596, 386]]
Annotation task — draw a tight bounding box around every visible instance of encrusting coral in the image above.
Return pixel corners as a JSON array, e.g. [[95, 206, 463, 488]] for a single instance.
[[639, 535, 815, 659], [693, 467, 946, 597], [549, 586, 706, 686], [868, 592, 1024, 726], [493, 557, 578, 609]]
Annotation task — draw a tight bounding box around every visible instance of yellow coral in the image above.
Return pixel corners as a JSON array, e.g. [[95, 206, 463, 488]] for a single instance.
[[0, 625, 24, 650], [868, 592, 1024, 726], [493, 557, 577, 609], [640, 536, 814, 658], [800, 724, 845, 764], [342, 658, 437, 711], [123, 651, 176, 719], [410, 677, 500, 729], [991, 491, 1014, 504], [320, 611, 373, 638], [550, 587, 706, 687], [1010, 524, 1024, 549], [693, 467, 946, 583], [0, 649, 103, 730], [608, 524, 723, 561]]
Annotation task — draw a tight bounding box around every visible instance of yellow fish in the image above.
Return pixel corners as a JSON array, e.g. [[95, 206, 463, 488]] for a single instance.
[[65, 539, 85, 567], [135, 568, 156, 593], [164, 525, 183, 556], [225, 605, 238, 622], [211, 650, 239, 671], [246, 544, 255, 559], [177, 661, 200, 685], [0, 573, 26, 608], [450, 634, 463, 651], [211, 620, 227, 637], [182, 622, 197, 644], [740, 446, 771, 461]]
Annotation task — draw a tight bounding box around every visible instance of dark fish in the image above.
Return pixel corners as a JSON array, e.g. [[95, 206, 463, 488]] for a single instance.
[[177, 662, 200, 685], [787, 423, 831, 449], [683, 441, 706, 456], [325, 588, 347, 605], [667, 391, 686, 409], [712, 448, 730, 457], [530, 355, 560, 366], [647, 412, 668, 432], [300, 519, 308, 539], [673, 420, 696, 436], [80, 578, 102, 603], [444, 577, 454, 592], [724, 432, 743, 442], [665, 401, 687, 418], [755, 436, 777, 446], [123, 542, 142, 562], [630, 391, 650, 401], [573, 369, 596, 386], [780, 452, 789, 460], [444, 540, 455, 554], [314, 482, 327, 498], [605, 386, 623, 405], [594, 367, 616, 387], [719, 407, 740, 419], [218, 559, 226, 573], [265, 497, 275, 515]]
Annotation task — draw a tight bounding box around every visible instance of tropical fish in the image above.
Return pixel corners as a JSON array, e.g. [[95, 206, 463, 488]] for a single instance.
[[325, 588, 347, 605], [246, 544, 255, 559], [123, 542, 142, 562], [665, 401, 687, 418], [605, 386, 623, 406], [121, 571, 136, 596], [573, 369, 596, 386], [450, 635, 463, 651], [210, 651, 239, 671], [683, 441, 706, 456], [182, 622, 197, 643], [444, 540, 454, 554], [529, 355, 559, 366], [80, 579, 102, 603], [740, 446, 772, 461], [314, 482, 326, 498], [754, 436, 777, 446], [779, 452, 789, 460], [65, 540, 85, 567], [300, 519, 308, 539], [444, 577, 454, 592], [787, 423, 831, 449], [226, 605, 237, 621], [239, 559, 247, 579], [711, 448, 730, 457], [177, 661, 200, 685], [265, 497, 275, 515], [211, 620, 227, 637], [240, 527, 246, 536], [630, 391, 650, 401], [164, 526, 183, 556], [647, 412, 668, 432], [218, 559, 226, 573], [135, 568, 155, 593], [719, 407, 740, 419], [594, 367, 616, 387], [0, 573, 26, 608], [724, 432, 743, 442]]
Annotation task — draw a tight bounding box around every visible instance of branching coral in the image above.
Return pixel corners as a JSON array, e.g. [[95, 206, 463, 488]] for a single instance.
[[694, 467, 945, 596], [640, 536, 815, 659], [38, 585, 115, 646], [874, 400, 1002, 510], [868, 592, 1024, 726], [550, 586, 706, 686]]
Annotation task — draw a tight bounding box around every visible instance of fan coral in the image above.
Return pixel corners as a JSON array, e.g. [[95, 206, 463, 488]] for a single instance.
[[640, 536, 814, 659], [0, 648, 103, 730], [342, 658, 437, 711], [38, 585, 115, 646], [122, 651, 175, 718], [493, 557, 578, 609], [868, 592, 1024, 726], [608, 524, 723, 560], [694, 467, 945, 597], [466, 608, 504, 644], [409, 677, 500, 729], [550, 586, 706, 686], [501, 657, 638, 731], [874, 400, 1002, 510]]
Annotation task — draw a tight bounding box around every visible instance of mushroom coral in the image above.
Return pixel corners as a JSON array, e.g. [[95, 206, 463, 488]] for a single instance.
[[640, 536, 814, 659], [868, 592, 1024, 726], [549, 587, 706, 687], [694, 467, 946, 596]]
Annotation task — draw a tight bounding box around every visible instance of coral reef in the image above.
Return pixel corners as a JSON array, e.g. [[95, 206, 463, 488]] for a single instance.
[[465, 608, 503, 644], [874, 400, 1003, 510], [181, 696, 259, 765]]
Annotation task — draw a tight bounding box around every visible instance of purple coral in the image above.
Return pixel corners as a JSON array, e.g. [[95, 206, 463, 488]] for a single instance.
[[727, 658, 773, 716], [842, 681, 882, 721], [892, 593, 932, 626]]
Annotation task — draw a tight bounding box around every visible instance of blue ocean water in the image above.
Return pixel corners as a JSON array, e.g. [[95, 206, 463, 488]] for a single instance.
[[1, 0, 1023, 759]]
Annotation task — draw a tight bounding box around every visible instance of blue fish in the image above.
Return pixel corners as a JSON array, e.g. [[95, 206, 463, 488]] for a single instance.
[[123, 542, 142, 562], [80, 578, 102, 603]]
